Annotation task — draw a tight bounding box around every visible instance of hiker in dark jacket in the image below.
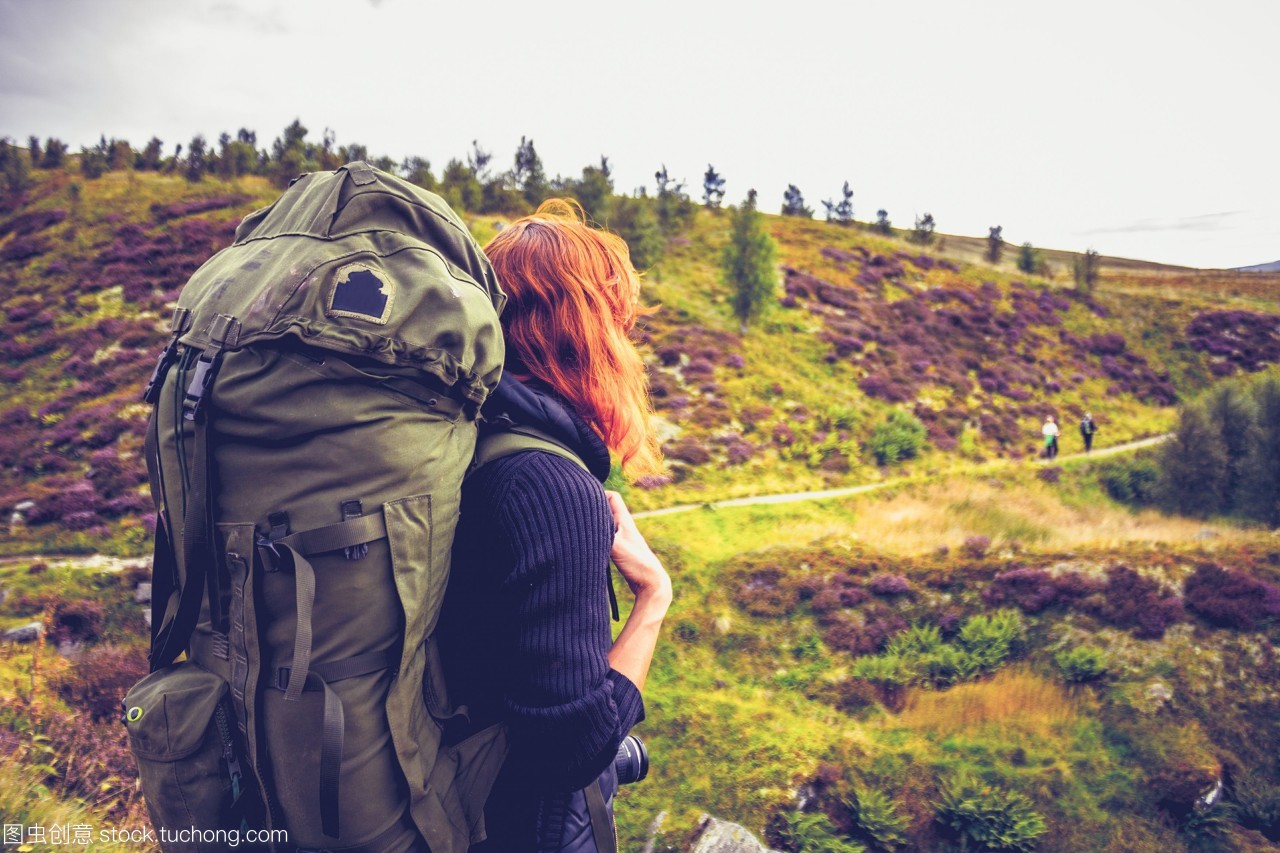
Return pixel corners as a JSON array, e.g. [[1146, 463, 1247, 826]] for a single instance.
[[439, 200, 670, 852], [1080, 412, 1097, 452]]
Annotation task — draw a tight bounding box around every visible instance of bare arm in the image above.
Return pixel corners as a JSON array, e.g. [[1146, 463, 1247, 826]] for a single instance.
[[605, 490, 672, 693]]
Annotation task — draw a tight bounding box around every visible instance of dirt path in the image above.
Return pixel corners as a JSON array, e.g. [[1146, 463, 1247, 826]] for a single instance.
[[634, 433, 1171, 520]]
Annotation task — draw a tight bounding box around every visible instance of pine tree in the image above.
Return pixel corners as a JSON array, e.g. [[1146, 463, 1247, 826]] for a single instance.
[[911, 212, 935, 244], [1157, 404, 1229, 517], [781, 184, 813, 218], [400, 156, 436, 190], [573, 156, 614, 221], [1238, 375, 1280, 525], [611, 196, 665, 270], [875, 209, 892, 235], [136, 137, 164, 170], [702, 164, 726, 209], [440, 158, 482, 211], [654, 165, 695, 234], [185, 135, 207, 182], [1204, 383, 1254, 510], [0, 138, 33, 197], [822, 181, 854, 226], [986, 226, 1003, 263], [27, 136, 41, 167], [1017, 241, 1040, 274], [1073, 248, 1101, 293], [723, 189, 779, 334], [512, 136, 547, 205], [42, 138, 67, 169]]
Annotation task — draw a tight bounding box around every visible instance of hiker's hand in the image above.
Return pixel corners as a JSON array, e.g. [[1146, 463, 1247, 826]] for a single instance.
[[606, 491, 672, 605]]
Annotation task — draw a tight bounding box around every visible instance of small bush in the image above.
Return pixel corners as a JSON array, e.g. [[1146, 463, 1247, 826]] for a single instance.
[[1232, 769, 1280, 841], [1098, 456, 1161, 505], [867, 573, 911, 597], [962, 535, 991, 559], [51, 643, 149, 721], [868, 410, 928, 465], [934, 773, 1047, 852], [844, 787, 908, 849], [776, 810, 866, 853], [957, 610, 1025, 669], [1184, 563, 1280, 630], [1087, 565, 1183, 638], [1054, 645, 1108, 682]]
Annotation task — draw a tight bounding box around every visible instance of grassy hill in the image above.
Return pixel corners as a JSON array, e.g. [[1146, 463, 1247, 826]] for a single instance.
[[3, 165, 1280, 851]]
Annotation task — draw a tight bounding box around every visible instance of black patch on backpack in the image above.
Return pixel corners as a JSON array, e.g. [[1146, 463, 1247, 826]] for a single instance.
[[328, 263, 395, 325]]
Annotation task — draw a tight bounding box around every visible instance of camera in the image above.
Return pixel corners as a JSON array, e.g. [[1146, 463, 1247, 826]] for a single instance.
[[614, 734, 648, 785]]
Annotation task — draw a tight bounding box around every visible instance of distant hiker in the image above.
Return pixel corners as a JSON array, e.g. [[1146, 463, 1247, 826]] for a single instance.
[[1042, 415, 1060, 459], [1080, 412, 1097, 452], [439, 199, 671, 852]]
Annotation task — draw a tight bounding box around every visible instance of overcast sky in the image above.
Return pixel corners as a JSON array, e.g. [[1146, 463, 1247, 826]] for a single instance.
[[1, 0, 1276, 269]]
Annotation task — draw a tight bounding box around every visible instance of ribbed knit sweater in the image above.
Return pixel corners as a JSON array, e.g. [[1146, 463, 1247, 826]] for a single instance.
[[438, 380, 645, 848]]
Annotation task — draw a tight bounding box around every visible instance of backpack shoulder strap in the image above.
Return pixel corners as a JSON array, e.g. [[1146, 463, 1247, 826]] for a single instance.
[[473, 425, 589, 474]]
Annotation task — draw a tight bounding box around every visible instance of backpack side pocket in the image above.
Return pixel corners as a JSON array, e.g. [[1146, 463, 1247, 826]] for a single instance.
[[123, 662, 246, 848]]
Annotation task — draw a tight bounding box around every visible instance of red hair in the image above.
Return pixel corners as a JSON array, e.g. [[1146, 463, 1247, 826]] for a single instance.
[[485, 199, 662, 478]]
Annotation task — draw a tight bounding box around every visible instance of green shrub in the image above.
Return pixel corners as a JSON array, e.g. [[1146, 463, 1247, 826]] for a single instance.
[[1054, 646, 1108, 683], [934, 773, 1047, 851], [957, 609, 1025, 670], [868, 410, 927, 466], [779, 811, 867, 853], [845, 787, 908, 849], [1097, 455, 1160, 506], [920, 644, 983, 687], [1232, 769, 1280, 840], [849, 654, 912, 687]]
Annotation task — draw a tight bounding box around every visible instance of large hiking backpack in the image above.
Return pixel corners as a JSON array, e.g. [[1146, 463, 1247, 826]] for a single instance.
[[123, 162, 506, 852]]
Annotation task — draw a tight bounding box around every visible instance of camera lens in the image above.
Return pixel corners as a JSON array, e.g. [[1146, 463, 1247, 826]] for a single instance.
[[613, 734, 649, 785]]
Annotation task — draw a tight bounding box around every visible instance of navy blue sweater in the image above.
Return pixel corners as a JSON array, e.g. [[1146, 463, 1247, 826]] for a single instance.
[[438, 381, 644, 848]]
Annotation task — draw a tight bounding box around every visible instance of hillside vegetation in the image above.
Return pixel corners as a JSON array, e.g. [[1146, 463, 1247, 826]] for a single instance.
[[2, 157, 1280, 851]]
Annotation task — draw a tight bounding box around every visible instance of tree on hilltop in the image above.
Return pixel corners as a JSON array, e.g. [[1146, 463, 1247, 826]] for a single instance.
[[1017, 241, 1041, 275], [986, 226, 1004, 263], [512, 136, 548, 205], [611, 195, 666, 270], [440, 158, 482, 211], [822, 181, 854, 226], [723, 189, 779, 334], [654, 164, 695, 234], [573, 156, 614, 222], [136, 137, 163, 171], [400, 156, 436, 190], [468, 140, 492, 182], [41, 137, 68, 169], [27, 136, 41, 167], [703, 164, 726, 209], [911, 212, 936, 244], [1073, 248, 1100, 293], [781, 184, 813, 218], [875, 209, 892, 235], [271, 119, 315, 187], [185, 135, 207, 182], [0, 138, 34, 197]]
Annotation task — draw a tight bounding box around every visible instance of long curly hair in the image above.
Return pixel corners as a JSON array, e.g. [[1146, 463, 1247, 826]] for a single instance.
[[484, 199, 662, 478]]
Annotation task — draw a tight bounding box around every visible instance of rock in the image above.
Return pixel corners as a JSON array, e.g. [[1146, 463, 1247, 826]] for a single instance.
[[3, 621, 43, 643], [1145, 679, 1173, 711], [689, 815, 779, 853], [1194, 528, 1219, 540], [134, 582, 152, 603]]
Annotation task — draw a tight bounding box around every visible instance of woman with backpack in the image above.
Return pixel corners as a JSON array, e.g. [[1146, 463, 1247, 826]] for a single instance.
[[438, 200, 671, 852]]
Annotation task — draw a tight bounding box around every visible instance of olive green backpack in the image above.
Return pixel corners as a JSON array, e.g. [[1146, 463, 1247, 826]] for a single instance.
[[123, 163, 508, 852]]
